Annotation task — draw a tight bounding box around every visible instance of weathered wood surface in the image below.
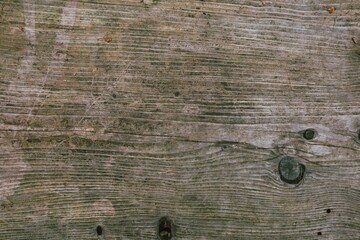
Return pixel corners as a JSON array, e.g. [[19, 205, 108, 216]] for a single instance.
[[1, 0, 360, 239]]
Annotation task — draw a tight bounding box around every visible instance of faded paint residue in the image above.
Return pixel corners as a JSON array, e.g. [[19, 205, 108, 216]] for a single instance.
[[8, 0, 36, 94], [93, 199, 115, 215], [104, 156, 115, 171], [27, 0, 78, 117], [309, 145, 332, 156], [282, 145, 297, 156], [142, 0, 154, 5], [0, 138, 30, 201]]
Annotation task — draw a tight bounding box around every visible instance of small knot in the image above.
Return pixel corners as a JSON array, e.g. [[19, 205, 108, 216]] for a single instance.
[[302, 128, 317, 140]]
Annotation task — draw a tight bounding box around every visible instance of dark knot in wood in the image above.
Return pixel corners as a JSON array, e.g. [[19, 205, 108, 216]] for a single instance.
[[158, 216, 172, 240], [279, 156, 305, 184], [303, 128, 317, 140]]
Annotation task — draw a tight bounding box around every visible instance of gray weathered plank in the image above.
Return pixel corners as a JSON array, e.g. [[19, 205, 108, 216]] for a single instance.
[[0, 0, 359, 239]]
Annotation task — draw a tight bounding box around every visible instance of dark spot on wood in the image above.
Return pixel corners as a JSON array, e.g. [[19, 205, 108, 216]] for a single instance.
[[278, 156, 305, 184], [55, 136, 63, 143], [61, 117, 71, 128], [317, 231, 322, 235], [221, 145, 229, 150], [326, 209, 331, 213], [112, 92, 117, 98], [174, 91, 180, 97], [303, 128, 316, 140], [26, 138, 41, 143], [96, 225, 103, 236], [1, 201, 13, 209], [158, 216, 172, 240]]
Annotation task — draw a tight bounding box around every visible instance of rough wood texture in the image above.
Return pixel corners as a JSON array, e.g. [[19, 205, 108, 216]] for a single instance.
[[1, 0, 359, 239]]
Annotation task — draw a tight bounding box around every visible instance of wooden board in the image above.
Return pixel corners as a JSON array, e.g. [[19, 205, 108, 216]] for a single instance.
[[0, 0, 359, 239]]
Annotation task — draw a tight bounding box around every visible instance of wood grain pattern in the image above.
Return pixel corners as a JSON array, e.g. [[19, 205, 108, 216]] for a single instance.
[[0, 0, 359, 239]]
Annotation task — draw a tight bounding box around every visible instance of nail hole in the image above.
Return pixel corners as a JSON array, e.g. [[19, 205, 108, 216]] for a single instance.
[[103, 34, 112, 43], [278, 156, 305, 184], [327, 6, 335, 14], [112, 93, 117, 98], [158, 216, 172, 240], [317, 231, 322, 236], [96, 225, 103, 236], [174, 91, 180, 97], [326, 209, 331, 213], [303, 128, 316, 140]]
